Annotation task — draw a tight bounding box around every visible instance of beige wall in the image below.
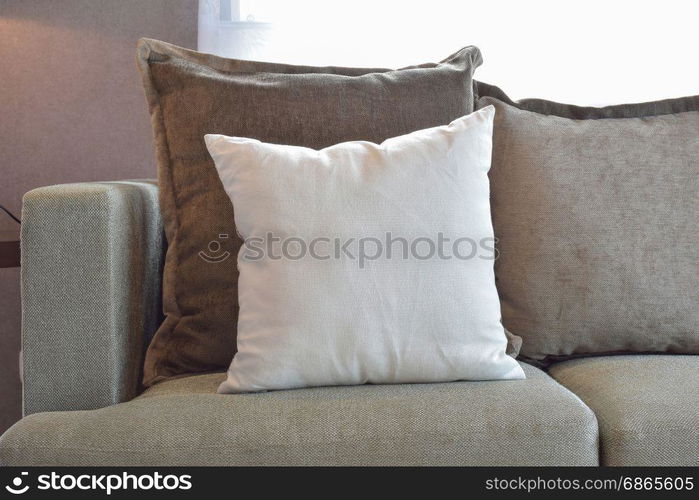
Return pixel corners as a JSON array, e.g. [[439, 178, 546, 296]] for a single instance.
[[0, 0, 198, 433]]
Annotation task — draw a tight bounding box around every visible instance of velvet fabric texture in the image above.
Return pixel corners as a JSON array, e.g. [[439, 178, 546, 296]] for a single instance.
[[477, 89, 699, 364], [136, 38, 483, 385]]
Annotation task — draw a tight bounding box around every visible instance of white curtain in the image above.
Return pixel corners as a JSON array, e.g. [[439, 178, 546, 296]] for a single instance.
[[198, 0, 273, 60], [198, 0, 699, 106]]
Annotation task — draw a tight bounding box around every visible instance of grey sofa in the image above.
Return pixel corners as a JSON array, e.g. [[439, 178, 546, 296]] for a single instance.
[[0, 180, 696, 466]]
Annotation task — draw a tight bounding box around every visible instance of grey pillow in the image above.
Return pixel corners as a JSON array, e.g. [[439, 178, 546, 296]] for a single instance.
[[475, 81, 699, 119], [477, 87, 699, 364], [137, 38, 484, 386]]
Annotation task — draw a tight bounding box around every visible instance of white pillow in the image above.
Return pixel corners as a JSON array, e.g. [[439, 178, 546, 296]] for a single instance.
[[205, 105, 524, 393]]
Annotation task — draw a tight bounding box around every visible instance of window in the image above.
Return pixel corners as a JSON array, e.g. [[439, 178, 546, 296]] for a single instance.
[[198, 0, 699, 106]]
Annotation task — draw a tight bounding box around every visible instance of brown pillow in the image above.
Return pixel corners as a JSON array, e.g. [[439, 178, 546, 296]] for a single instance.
[[476, 84, 699, 365], [137, 38, 483, 385]]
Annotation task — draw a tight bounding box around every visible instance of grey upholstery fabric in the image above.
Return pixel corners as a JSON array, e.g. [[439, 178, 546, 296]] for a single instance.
[[477, 96, 699, 364], [0, 364, 598, 466], [550, 355, 699, 466], [21, 181, 163, 415]]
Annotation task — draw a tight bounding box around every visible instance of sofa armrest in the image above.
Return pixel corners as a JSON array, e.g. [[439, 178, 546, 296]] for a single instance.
[[21, 180, 163, 415]]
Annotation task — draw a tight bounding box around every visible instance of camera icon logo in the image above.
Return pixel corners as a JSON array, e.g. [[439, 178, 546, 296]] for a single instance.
[[5, 472, 29, 494], [199, 234, 231, 263]]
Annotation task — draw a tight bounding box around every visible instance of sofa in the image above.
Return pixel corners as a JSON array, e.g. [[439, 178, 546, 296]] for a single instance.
[[2, 36, 698, 466], [0, 179, 695, 466]]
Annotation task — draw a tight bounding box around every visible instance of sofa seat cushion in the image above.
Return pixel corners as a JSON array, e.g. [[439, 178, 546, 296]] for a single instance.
[[549, 355, 699, 466], [0, 364, 597, 466]]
